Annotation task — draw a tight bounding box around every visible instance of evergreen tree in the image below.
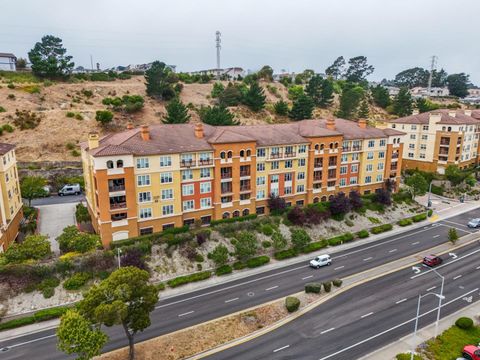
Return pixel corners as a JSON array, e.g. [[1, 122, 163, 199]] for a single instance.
[[319, 77, 334, 108], [393, 87, 413, 117], [357, 98, 370, 118], [211, 82, 225, 98], [219, 83, 243, 106], [447, 73, 469, 98], [345, 56, 374, 83], [336, 84, 364, 119], [199, 105, 238, 126], [273, 100, 289, 116], [243, 82, 266, 112], [305, 75, 323, 106], [163, 97, 190, 124], [144, 61, 177, 100], [371, 84, 391, 108], [289, 94, 314, 120], [28, 35, 74, 78], [325, 56, 346, 79]]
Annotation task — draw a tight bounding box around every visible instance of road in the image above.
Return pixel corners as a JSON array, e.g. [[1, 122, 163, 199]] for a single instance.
[[30, 194, 85, 206], [1, 208, 480, 359], [207, 241, 480, 360]]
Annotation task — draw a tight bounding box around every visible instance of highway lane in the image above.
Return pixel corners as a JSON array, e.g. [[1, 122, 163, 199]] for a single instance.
[[207, 241, 480, 360], [1, 208, 480, 359]]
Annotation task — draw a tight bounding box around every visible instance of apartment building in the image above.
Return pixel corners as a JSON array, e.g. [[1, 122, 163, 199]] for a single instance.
[[385, 110, 480, 174], [0, 143, 23, 252], [81, 119, 404, 247]]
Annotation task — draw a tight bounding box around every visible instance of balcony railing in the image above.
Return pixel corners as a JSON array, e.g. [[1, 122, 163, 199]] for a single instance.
[[198, 159, 213, 166], [110, 202, 127, 210], [109, 185, 125, 192], [392, 153, 399, 159], [342, 145, 362, 152], [240, 171, 250, 177], [313, 176, 322, 182], [284, 152, 296, 158], [180, 159, 195, 168], [314, 162, 323, 168], [240, 186, 251, 192], [270, 153, 283, 159], [221, 172, 232, 179]]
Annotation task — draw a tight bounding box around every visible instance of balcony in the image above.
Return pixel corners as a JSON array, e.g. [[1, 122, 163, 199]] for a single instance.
[[110, 202, 127, 210], [221, 172, 232, 180], [198, 159, 213, 166], [284, 152, 296, 158], [270, 153, 283, 159], [313, 176, 322, 183], [342, 145, 362, 152], [109, 184, 125, 192], [392, 153, 399, 159], [314, 161, 323, 169], [180, 159, 196, 168], [240, 185, 251, 192], [240, 171, 250, 178]]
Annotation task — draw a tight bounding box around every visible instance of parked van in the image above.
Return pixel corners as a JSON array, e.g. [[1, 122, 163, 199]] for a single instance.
[[58, 184, 81, 196], [309, 254, 332, 268]]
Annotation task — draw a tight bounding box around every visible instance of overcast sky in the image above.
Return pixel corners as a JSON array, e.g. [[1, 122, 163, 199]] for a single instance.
[[2, 0, 479, 83]]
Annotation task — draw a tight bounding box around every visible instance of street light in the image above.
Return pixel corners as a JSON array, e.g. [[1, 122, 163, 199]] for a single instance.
[[410, 292, 446, 360], [117, 248, 122, 269], [426, 181, 433, 216], [430, 267, 445, 338]]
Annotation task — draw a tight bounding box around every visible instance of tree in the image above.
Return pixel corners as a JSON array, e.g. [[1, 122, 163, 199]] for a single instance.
[[273, 100, 289, 116], [234, 232, 258, 260], [394, 67, 429, 88], [319, 77, 335, 108], [448, 228, 458, 245], [56, 226, 99, 254], [16, 57, 27, 70], [290, 229, 311, 250], [392, 87, 413, 117], [431, 68, 448, 88], [447, 73, 469, 98], [348, 191, 363, 210], [219, 83, 243, 106], [345, 56, 374, 83], [199, 105, 238, 126], [445, 165, 466, 185], [209, 244, 229, 267], [163, 97, 190, 124], [325, 56, 346, 79], [257, 65, 274, 82], [20, 176, 47, 206], [243, 82, 266, 112], [329, 192, 351, 215], [287, 85, 304, 101], [305, 75, 333, 108], [57, 309, 108, 360], [272, 232, 287, 250], [145, 61, 177, 100], [95, 110, 114, 126], [77, 267, 158, 360], [121, 248, 148, 271], [336, 84, 364, 119], [287, 206, 306, 226], [371, 84, 391, 108], [416, 98, 440, 113], [28, 35, 74, 78], [268, 194, 287, 214], [357, 98, 370, 118], [405, 173, 429, 196], [3, 234, 51, 263], [211, 82, 225, 98], [289, 94, 314, 120], [374, 188, 392, 206]]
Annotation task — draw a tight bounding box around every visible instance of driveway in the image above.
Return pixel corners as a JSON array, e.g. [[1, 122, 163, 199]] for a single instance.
[[31, 194, 85, 206]]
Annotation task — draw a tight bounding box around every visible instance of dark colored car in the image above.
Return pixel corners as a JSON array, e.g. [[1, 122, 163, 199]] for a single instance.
[[422, 255, 443, 267], [462, 345, 480, 360]]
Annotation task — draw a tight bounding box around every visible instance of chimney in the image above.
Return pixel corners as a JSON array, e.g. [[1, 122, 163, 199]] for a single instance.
[[412, 109, 419, 115], [448, 110, 456, 118], [358, 119, 367, 129], [194, 123, 204, 139], [140, 125, 150, 141], [88, 133, 99, 150], [429, 112, 442, 125], [326, 117, 336, 130], [465, 109, 472, 117], [127, 122, 134, 130]]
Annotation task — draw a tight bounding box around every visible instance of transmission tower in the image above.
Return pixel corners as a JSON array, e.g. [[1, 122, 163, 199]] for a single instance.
[[427, 55, 438, 93], [215, 31, 221, 80]]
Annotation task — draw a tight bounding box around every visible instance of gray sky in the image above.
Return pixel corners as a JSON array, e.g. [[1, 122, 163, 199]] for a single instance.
[[1, 0, 479, 83]]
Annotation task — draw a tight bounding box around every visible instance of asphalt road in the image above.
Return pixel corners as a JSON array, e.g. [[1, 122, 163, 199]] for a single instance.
[[1, 207, 480, 359], [207, 241, 480, 360], [30, 194, 85, 206]]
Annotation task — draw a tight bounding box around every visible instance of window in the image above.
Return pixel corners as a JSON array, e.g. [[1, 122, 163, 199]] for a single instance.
[[298, 145, 307, 153], [160, 156, 172, 167], [377, 163, 384, 170], [182, 184, 194, 196], [378, 151, 385, 159], [419, 153, 426, 159], [271, 147, 280, 156], [181, 169, 193, 181], [271, 175, 279, 183], [423, 125, 429, 131], [139, 208, 152, 219], [200, 182, 211, 193], [107, 160, 114, 169], [160, 172, 173, 183], [340, 166, 347, 175], [285, 160, 293, 168], [162, 205, 174, 215], [352, 153, 359, 161], [140, 227, 153, 235], [297, 172, 305, 180], [116, 160, 124, 168], [161, 189, 173, 200], [181, 153, 194, 165], [220, 151, 226, 159], [379, 139, 386, 147], [411, 125, 417, 130], [284, 173, 293, 181], [183, 200, 195, 211], [298, 158, 306, 167], [200, 168, 211, 178], [271, 161, 279, 170], [257, 163, 265, 171], [136, 158, 149, 169], [200, 198, 211, 208], [351, 164, 358, 173], [350, 177, 358, 185], [420, 144, 427, 150], [339, 178, 346, 187], [199, 152, 211, 162], [256, 206, 265, 215], [257, 148, 266, 157], [366, 164, 373, 172], [284, 186, 292, 195], [368, 140, 375, 148], [296, 184, 305, 193], [410, 134, 416, 140], [341, 154, 348, 163], [257, 176, 266, 185], [138, 192, 151, 203], [365, 176, 372, 184], [240, 149, 245, 157], [409, 144, 415, 149], [137, 175, 150, 186], [367, 152, 374, 160], [271, 189, 279, 198], [376, 174, 383, 182], [256, 189, 265, 199], [408, 152, 414, 158], [421, 135, 428, 140]]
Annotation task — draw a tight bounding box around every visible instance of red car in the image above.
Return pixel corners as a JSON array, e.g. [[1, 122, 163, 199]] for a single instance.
[[462, 345, 480, 360], [422, 255, 443, 267]]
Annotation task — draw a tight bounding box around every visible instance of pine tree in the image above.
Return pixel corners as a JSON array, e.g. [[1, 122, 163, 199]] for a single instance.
[[289, 94, 314, 121], [305, 75, 323, 106], [273, 100, 289, 116], [319, 77, 334, 108], [336, 84, 364, 119], [393, 87, 413, 117], [357, 98, 370, 118], [28, 35, 74, 78], [243, 82, 266, 112], [163, 98, 190, 124], [371, 84, 391, 108], [199, 105, 238, 126], [145, 61, 176, 100]]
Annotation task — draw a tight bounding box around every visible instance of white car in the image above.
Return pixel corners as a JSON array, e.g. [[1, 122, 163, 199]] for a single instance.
[[309, 254, 332, 269], [467, 218, 480, 228]]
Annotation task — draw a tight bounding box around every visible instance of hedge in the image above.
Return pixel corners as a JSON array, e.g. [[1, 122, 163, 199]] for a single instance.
[[357, 229, 369, 238], [398, 218, 413, 227], [326, 232, 354, 246], [246, 256, 270, 268], [455, 317, 474, 329], [305, 282, 322, 294], [332, 278, 343, 287], [63, 272, 92, 290], [0, 306, 69, 332], [323, 281, 332, 292], [210, 214, 257, 226], [370, 223, 393, 234], [110, 225, 189, 249], [274, 248, 298, 260], [233, 261, 246, 270], [302, 240, 328, 253], [412, 213, 427, 222], [285, 296, 300, 312], [215, 265, 233, 276], [167, 271, 212, 288]]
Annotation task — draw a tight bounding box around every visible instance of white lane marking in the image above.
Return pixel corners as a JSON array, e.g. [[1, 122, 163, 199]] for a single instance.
[[334, 266, 345, 270], [2, 334, 57, 349], [453, 275, 462, 280], [320, 327, 335, 334], [427, 286, 436, 291], [361, 312, 374, 318], [389, 249, 398, 253], [265, 286, 279, 291], [442, 219, 469, 228], [433, 235, 440, 238], [439, 223, 473, 234], [178, 311, 194, 317], [395, 298, 407, 304], [411, 248, 480, 279], [225, 297, 239, 303], [411, 241, 420, 245], [302, 275, 313, 280], [363, 257, 373, 261], [476, 265, 480, 270], [273, 345, 290, 353], [318, 288, 479, 360]]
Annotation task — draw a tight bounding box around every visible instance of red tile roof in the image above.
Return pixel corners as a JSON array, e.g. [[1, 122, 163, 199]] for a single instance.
[[0, 143, 15, 155], [388, 110, 480, 125]]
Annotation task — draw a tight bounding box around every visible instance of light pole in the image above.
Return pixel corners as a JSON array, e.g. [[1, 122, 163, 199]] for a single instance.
[[411, 292, 445, 360], [426, 181, 433, 217], [430, 267, 445, 338], [117, 248, 122, 269]]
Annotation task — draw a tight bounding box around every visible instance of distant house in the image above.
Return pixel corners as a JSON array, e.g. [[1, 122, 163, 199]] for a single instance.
[[187, 67, 244, 79], [125, 63, 176, 73], [410, 87, 450, 98], [0, 53, 17, 71], [384, 86, 400, 97], [468, 88, 480, 97]]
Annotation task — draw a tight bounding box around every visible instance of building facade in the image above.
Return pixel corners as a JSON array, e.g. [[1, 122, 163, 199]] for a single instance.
[[0, 53, 16, 71], [385, 110, 480, 174], [81, 119, 404, 247], [0, 144, 23, 252]]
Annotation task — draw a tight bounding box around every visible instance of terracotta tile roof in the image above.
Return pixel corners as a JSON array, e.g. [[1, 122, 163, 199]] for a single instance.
[[382, 128, 405, 136], [0, 143, 15, 155], [388, 110, 480, 126]]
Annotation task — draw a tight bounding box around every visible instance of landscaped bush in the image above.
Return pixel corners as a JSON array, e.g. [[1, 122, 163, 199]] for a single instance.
[[431, 184, 444, 196], [233, 261, 246, 270], [75, 203, 90, 223], [234, 232, 258, 260], [302, 240, 328, 253], [274, 248, 299, 260], [285, 296, 300, 312], [215, 265, 233, 276], [37, 277, 60, 298], [323, 281, 332, 292], [0, 306, 68, 332], [395, 354, 422, 360], [166, 271, 212, 288], [13, 109, 42, 130], [63, 272, 92, 290], [95, 110, 114, 125], [261, 224, 274, 236], [357, 229, 370, 238], [56, 226, 99, 254], [272, 231, 287, 250], [156, 283, 165, 291], [393, 190, 413, 204], [210, 214, 257, 226], [3, 234, 51, 264], [455, 317, 474, 330], [291, 228, 311, 250], [327, 233, 353, 246], [246, 256, 270, 268], [398, 218, 413, 227], [332, 279, 343, 287], [370, 223, 393, 234], [262, 240, 272, 248], [412, 213, 427, 222], [305, 282, 322, 294]]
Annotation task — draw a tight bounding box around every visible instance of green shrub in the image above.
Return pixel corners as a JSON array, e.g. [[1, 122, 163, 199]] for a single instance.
[[2, 124, 13, 132], [431, 184, 444, 196], [305, 282, 322, 294], [285, 296, 300, 312], [0, 316, 36, 331], [274, 248, 298, 260], [262, 240, 272, 248], [7, 83, 15, 89], [210, 214, 257, 226], [357, 229, 369, 238], [246, 256, 270, 268], [412, 213, 427, 222], [302, 240, 328, 253], [215, 265, 233, 276], [75, 113, 83, 120], [262, 224, 274, 236], [63, 272, 91, 290], [428, 209, 433, 217], [56, 226, 99, 254], [323, 281, 332, 292], [95, 110, 114, 125], [156, 283, 165, 291], [37, 277, 60, 298], [398, 218, 413, 227], [455, 317, 474, 329], [233, 261, 246, 270], [368, 216, 381, 224], [167, 271, 212, 288], [66, 111, 75, 118], [395, 354, 422, 360], [4, 234, 51, 263], [0, 106, 6, 112], [194, 254, 204, 263], [33, 307, 68, 322], [291, 228, 311, 250], [272, 231, 287, 250], [327, 234, 344, 246], [370, 223, 393, 234], [332, 279, 343, 287]]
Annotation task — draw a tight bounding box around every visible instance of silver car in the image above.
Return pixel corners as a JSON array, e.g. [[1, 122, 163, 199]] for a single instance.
[[467, 218, 480, 228]]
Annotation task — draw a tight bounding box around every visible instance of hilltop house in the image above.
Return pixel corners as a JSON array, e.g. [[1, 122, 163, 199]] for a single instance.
[[0, 53, 17, 71]]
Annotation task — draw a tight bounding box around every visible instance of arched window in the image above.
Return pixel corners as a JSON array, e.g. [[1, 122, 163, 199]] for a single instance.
[[313, 197, 319, 203], [334, 142, 338, 148], [320, 144, 324, 150], [242, 209, 250, 216], [328, 195, 334, 201], [240, 150, 245, 157], [220, 151, 226, 159], [106, 160, 114, 169], [321, 196, 327, 202], [222, 212, 230, 219], [442, 126, 446, 131], [116, 160, 124, 168], [227, 151, 233, 158], [233, 210, 240, 218], [246, 149, 251, 157], [329, 143, 333, 149], [447, 127, 452, 132], [315, 144, 319, 151]]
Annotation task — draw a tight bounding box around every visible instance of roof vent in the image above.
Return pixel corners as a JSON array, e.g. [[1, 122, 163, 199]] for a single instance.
[[88, 132, 99, 150], [140, 125, 150, 141], [465, 110, 472, 117]]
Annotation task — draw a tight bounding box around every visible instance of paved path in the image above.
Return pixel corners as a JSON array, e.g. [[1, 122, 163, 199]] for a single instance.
[[31, 194, 84, 206]]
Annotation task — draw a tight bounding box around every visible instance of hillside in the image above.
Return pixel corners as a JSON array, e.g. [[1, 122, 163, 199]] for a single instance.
[[0, 75, 389, 162]]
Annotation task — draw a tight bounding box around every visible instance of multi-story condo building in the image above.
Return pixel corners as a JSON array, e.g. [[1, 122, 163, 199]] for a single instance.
[[81, 119, 404, 247], [385, 110, 480, 174], [0, 143, 23, 252]]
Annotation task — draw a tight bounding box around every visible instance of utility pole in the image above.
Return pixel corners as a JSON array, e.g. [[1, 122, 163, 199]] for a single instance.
[[427, 55, 437, 95], [90, 55, 94, 72], [215, 31, 221, 80]]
